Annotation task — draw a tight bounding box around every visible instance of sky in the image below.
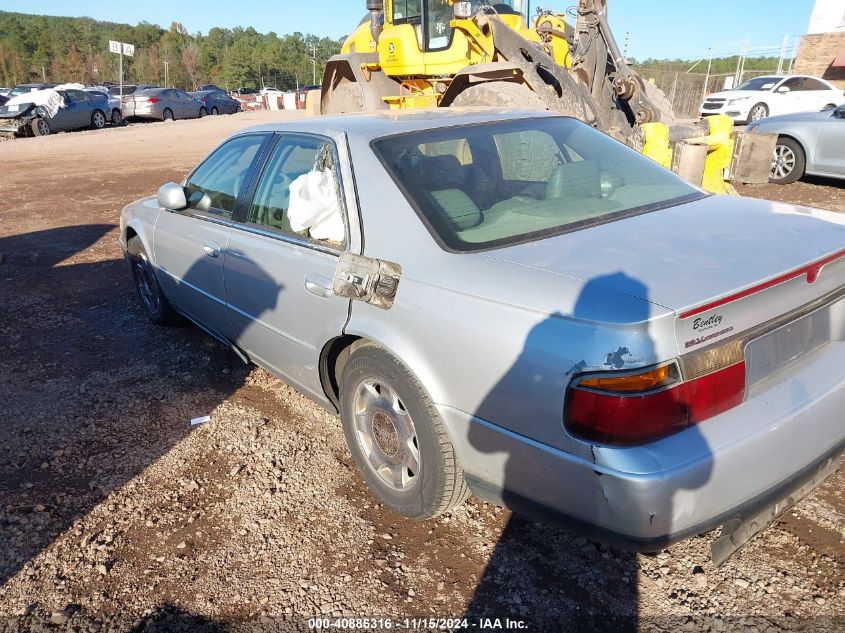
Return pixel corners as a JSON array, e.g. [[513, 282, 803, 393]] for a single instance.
[[1, 0, 818, 61]]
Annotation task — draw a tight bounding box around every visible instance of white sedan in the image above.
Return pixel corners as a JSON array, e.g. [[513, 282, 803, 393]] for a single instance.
[[700, 75, 843, 124]]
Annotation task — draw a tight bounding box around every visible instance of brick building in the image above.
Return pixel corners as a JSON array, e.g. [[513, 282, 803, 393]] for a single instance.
[[793, 0, 845, 88]]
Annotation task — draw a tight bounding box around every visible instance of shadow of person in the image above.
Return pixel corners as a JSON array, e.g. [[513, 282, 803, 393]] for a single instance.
[[0, 223, 283, 599], [464, 272, 714, 632]]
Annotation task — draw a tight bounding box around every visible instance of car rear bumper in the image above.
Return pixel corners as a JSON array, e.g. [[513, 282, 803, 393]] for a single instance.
[[124, 105, 161, 120], [438, 339, 845, 550]]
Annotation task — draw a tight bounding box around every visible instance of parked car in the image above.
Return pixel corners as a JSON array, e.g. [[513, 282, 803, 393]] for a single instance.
[[122, 88, 206, 121], [235, 87, 260, 95], [0, 87, 10, 97], [197, 83, 226, 92], [0, 94, 8, 107], [120, 111, 845, 557], [189, 89, 241, 115], [701, 75, 844, 124], [7, 82, 57, 99], [85, 88, 123, 125], [0, 87, 109, 136], [747, 103, 845, 184]]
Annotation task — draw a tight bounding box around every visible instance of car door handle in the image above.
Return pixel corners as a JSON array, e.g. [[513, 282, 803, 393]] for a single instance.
[[304, 274, 334, 298], [203, 241, 221, 258]]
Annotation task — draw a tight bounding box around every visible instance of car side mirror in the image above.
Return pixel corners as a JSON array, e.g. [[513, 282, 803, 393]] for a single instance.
[[158, 182, 187, 210], [776, 86, 790, 93]]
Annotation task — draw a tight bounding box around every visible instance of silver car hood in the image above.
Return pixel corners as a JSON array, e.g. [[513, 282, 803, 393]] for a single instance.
[[481, 195, 845, 314]]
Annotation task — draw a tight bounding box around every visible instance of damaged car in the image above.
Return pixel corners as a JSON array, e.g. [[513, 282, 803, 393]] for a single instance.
[[0, 86, 109, 137], [119, 110, 845, 564]]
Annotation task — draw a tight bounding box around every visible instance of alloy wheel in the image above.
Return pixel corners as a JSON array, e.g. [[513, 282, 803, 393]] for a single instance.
[[772, 144, 796, 180], [352, 379, 420, 492], [134, 253, 161, 315]]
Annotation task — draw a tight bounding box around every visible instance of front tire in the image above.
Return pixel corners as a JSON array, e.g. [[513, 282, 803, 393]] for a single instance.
[[339, 343, 469, 519], [211, 106, 219, 115], [199, 107, 207, 118], [748, 102, 769, 123], [770, 137, 805, 185], [31, 117, 51, 136], [127, 237, 177, 325]]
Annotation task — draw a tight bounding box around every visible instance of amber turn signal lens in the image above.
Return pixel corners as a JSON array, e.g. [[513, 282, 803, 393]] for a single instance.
[[577, 365, 672, 393]]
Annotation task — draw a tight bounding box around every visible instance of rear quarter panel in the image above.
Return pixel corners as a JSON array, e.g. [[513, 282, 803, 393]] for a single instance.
[[343, 137, 677, 455]]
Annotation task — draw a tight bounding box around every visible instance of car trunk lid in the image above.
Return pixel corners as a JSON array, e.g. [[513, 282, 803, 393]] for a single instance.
[[481, 195, 845, 354]]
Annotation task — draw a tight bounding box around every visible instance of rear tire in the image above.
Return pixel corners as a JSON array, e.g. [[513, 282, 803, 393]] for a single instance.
[[822, 103, 836, 111], [31, 117, 51, 136], [451, 81, 546, 110], [770, 137, 805, 185], [199, 107, 207, 118], [111, 108, 123, 125], [339, 343, 470, 519], [323, 81, 365, 114], [127, 237, 177, 325], [162, 108, 174, 121], [748, 102, 769, 123], [91, 109, 106, 129]]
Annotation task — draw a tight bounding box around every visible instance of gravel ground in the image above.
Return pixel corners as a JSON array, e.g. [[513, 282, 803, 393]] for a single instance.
[[0, 112, 843, 633]]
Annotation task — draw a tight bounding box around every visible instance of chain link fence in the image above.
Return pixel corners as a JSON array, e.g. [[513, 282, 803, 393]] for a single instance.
[[637, 68, 780, 119]]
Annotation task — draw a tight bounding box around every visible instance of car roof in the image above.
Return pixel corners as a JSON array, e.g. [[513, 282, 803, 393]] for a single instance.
[[236, 108, 557, 143]]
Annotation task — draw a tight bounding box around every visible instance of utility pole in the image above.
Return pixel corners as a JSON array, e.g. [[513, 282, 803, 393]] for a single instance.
[[42, 66, 46, 82], [310, 44, 318, 85], [702, 47, 713, 102], [776, 35, 789, 75], [164, 59, 169, 86], [786, 39, 798, 75]]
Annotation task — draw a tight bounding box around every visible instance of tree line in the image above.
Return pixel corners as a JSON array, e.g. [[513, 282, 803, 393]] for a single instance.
[[0, 11, 346, 91]]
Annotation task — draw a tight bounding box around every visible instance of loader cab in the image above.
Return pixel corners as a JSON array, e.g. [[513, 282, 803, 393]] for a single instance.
[[379, 0, 528, 76]]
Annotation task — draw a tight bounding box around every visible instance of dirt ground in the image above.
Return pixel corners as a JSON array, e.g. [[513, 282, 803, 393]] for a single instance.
[[0, 112, 843, 633]]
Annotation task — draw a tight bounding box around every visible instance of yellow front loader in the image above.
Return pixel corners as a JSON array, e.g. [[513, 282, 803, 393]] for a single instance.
[[319, 0, 775, 192]]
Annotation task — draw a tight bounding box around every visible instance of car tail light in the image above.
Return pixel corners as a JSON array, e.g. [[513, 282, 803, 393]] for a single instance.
[[564, 342, 746, 445], [147, 97, 159, 103], [201, 98, 208, 103]]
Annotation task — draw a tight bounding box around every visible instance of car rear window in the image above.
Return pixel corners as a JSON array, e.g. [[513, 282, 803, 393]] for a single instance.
[[372, 116, 703, 252]]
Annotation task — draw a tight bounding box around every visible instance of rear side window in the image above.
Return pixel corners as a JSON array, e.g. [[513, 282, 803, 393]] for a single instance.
[[802, 78, 829, 91], [372, 117, 702, 252], [184, 134, 268, 218]]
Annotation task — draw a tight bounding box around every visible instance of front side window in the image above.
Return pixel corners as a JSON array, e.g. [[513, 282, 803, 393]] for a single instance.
[[373, 117, 702, 252], [393, 0, 422, 22], [64, 90, 88, 103], [779, 77, 804, 92], [184, 134, 267, 218], [246, 135, 346, 246]]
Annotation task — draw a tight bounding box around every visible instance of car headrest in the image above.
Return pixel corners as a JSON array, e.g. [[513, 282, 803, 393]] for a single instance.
[[428, 189, 482, 231], [545, 160, 601, 200]]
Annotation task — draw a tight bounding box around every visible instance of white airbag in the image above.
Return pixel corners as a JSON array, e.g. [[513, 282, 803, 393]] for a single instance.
[[287, 171, 344, 242]]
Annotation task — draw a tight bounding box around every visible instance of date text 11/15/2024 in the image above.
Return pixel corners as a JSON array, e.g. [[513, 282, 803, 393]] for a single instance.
[[307, 617, 529, 630]]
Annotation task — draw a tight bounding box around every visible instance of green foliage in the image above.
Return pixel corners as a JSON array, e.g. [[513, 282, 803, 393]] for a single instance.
[[0, 10, 345, 90], [636, 56, 783, 75]]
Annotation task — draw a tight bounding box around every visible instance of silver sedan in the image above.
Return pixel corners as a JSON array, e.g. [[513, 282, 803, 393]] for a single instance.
[[119, 110, 845, 559], [747, 103, 845, 184], [122, 87, 207, 121]]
